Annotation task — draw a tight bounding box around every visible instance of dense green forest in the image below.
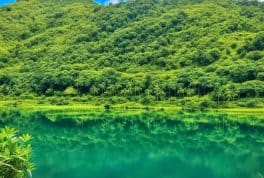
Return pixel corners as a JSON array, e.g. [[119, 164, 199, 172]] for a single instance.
[[0, 0, 263, 107]]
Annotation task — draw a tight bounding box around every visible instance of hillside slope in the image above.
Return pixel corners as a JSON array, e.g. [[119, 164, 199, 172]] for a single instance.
[[0, 0, 263, 107]]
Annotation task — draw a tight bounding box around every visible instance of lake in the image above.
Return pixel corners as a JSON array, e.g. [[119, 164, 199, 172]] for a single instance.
[[1, 109, 264, 178]]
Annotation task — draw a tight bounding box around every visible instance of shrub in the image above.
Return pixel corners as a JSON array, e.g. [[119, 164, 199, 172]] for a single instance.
[[63, 86, 78, 96], [199, 97, 215, 108], [229, 65, 257, 82], [0, 127, 33, 178], [192, 48, 221, 66], [257, 72, 264, 81], [239, 33, 264, 53], [230, 42, 237, 49], [108, 96, 128, 104], [140, 95, 155, 105], [36, 100, 45, 104], [246, 51, 263, 60], [49, 97, 69, 105], [245, 99, 257, 107]]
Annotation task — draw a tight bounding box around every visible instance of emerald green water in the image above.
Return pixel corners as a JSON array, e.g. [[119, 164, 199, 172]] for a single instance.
[[1, 110, 264, 178]]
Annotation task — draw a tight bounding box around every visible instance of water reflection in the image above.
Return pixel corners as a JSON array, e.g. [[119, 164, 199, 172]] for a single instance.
[[1, 111, 264, 178]]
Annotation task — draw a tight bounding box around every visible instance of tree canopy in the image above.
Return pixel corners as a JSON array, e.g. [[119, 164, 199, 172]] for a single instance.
[[0, 0, 263, 106]]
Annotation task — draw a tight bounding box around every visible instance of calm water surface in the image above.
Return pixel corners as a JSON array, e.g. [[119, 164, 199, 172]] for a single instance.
[[2, 111, 264, 178]]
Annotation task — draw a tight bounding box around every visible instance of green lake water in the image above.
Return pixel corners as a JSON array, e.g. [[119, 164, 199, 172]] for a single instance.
[[1, 110, 264, 178]]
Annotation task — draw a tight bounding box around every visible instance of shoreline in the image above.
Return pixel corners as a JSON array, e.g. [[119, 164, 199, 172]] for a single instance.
[[0, 99, 263, 116]]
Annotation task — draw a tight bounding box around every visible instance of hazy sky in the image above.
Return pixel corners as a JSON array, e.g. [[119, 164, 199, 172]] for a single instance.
[[0, 0, 263, 7], [0, 0, 16, 6]]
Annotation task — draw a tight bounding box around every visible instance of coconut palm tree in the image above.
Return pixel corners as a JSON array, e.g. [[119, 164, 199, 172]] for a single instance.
[[90, 85, 99, 96], [154, 85, 165, 100], [177, 88, 185, 97], [214, 88, 225, 104], [98, 82, 106, 93], [133, 86, 142, 95], [107, 85, 116, 96], [225, 89, 237, 101]]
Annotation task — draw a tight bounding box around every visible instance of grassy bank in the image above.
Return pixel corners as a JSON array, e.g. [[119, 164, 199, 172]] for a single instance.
[[0, 97, 263, 114]]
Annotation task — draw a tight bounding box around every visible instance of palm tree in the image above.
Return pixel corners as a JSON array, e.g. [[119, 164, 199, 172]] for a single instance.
[[190, 79, 200, 96], [177, 88, 185, 97], [145, 89, 151, 96], [107, 85, 116, 96], [98, 82, 106, 93], [214, 88, 225, 104], [224, 84, 239, 101], [154, 85, 165, 100], [225, 89, 237, 101], [90, 85, 99, 96], [186, 89, 195, 97], [170, 82, 178, 97], [133, 86, 142, 95], [121, 89, 132, 97]]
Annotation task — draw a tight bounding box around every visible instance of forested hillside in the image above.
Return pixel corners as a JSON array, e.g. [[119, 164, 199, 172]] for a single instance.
[[0, 0, 263, 107]]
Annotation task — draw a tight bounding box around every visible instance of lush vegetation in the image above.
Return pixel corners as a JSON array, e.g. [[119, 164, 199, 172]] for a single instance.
[[0, 127, 33, 178], [0, 0, 263, 107]]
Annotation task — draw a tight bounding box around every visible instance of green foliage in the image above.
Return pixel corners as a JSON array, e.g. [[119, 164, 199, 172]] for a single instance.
[[0, 127, 33, 178], [246, 51, 264, 60], [63, 86, 78, 96], [0, 0, 263, 107], [244, 99, 258, 108], [48, 97, 69, 105], [239, 33, 264, 54]]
